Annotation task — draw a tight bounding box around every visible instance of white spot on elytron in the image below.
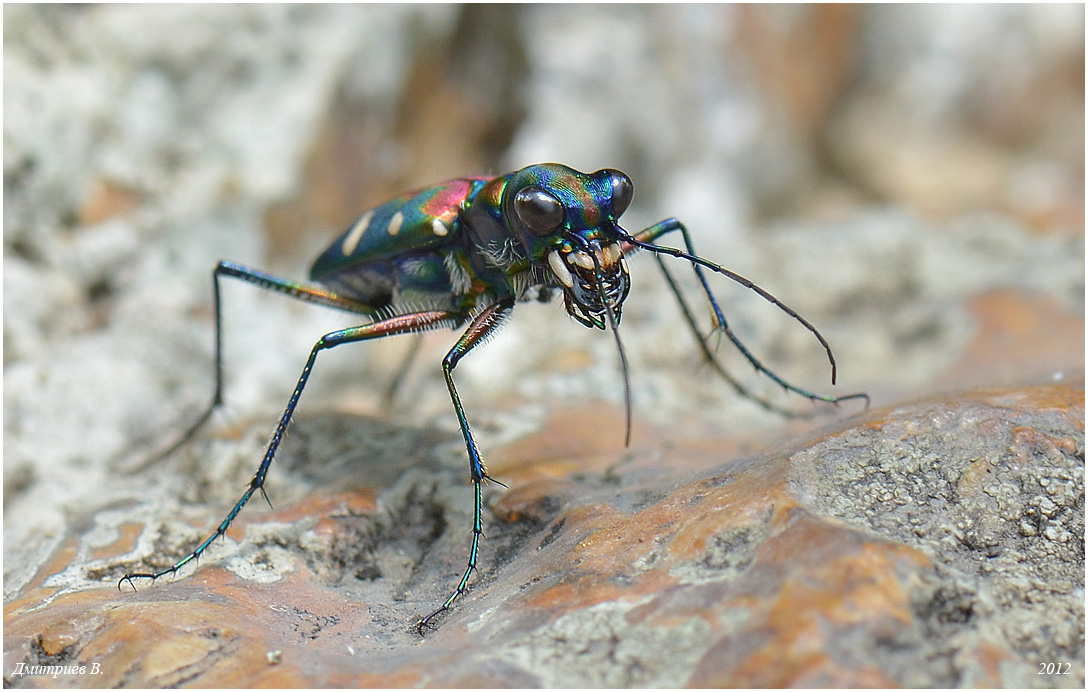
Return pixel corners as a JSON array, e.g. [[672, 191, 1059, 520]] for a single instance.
[[548, 251, 574, 288], [387, 211, 404, 236], [341, 210, 373, 256], [432, 218, 449, 236]]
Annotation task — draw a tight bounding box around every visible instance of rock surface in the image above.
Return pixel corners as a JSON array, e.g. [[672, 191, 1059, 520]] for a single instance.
[[4, 385, 1083, 687]]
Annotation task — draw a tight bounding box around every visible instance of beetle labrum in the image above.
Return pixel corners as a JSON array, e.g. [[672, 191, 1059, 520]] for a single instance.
[[120, 163, 868, 633]]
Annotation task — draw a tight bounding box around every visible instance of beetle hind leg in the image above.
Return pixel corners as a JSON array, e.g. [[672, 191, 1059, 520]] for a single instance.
[[128, 260, 386, 471], [120, 308, 460, 594]]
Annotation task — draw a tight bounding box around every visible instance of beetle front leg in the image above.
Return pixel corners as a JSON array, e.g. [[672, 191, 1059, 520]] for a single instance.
[[417, 297, 515, 635], [627, 219, 868, 410], [652, 255, 816, 417]]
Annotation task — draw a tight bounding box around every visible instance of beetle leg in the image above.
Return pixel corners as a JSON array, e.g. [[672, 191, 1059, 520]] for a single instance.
[[142, 260, 385, 468], [120, 308, 461, 591], [653, 254, 830, 417], [627, 219, 868, 410], [417, 297, 515, 634], [381, 332, 425, 410]]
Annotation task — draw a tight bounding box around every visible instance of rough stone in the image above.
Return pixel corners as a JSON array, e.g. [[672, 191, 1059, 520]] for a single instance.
[[4, 385, 1082, 687]]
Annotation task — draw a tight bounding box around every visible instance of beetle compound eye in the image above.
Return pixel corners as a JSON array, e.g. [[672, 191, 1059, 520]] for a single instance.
[[606, 170, 634, 218], [514, 187, 564, 236]]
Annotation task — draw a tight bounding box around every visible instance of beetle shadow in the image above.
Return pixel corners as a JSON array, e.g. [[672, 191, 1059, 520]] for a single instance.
[[275, 410, 462, 491]]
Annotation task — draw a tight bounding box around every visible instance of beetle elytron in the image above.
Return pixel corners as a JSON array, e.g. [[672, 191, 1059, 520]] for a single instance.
[[120, 163, 867, 633]]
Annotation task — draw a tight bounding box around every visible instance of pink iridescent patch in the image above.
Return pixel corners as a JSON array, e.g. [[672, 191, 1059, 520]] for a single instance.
[[421, 178, 489, 223]]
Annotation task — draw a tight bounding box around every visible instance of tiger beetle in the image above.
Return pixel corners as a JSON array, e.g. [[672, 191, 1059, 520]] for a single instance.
[[119, 163, 868, 634]]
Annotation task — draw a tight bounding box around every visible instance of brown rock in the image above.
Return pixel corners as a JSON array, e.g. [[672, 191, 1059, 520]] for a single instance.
[[4, 385, 1083, 687]]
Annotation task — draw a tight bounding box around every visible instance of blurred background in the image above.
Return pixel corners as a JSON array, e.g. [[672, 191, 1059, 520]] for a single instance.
[[3, 5, 1083, 595]]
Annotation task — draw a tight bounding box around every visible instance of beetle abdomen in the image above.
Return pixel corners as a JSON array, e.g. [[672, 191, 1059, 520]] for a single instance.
[[319, 251, 461, 312]]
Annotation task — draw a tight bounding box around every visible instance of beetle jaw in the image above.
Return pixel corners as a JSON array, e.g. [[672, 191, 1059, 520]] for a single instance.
[[546, 241, 624, 288], [546, 242, 629, 329]]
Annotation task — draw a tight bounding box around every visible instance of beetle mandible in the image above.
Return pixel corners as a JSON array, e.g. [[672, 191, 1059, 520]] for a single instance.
[[119, 163, 868, 634]]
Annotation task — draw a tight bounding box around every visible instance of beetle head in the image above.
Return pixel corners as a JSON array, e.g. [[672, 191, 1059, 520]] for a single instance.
[[503, 164, 633, 330]]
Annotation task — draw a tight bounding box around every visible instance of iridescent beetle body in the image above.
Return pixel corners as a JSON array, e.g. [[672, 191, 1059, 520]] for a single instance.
[[120, 163, 867, 634], [310, 165, 631, 328]]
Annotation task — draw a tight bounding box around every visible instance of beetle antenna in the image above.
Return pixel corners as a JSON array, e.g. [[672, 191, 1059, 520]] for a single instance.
[[598, 262, 633, 447], [571, 234, 633, 446]]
